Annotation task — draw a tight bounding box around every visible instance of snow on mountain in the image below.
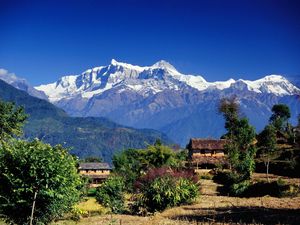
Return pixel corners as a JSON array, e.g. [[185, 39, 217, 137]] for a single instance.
[[0, 68, 48, 100], [35, 60, 300, 102]]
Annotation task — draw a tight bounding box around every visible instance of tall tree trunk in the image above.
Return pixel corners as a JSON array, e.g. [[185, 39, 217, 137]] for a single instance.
[[266, 158, 270, 183], [30, 190, 38, 225]]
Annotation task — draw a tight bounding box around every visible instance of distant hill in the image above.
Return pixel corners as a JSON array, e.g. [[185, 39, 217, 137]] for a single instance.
[[0, 80, 173, 162]]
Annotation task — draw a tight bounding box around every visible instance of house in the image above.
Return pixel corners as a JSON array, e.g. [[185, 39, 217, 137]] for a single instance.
[[78, 162, 112, 185], [186, 138, 228, 170]]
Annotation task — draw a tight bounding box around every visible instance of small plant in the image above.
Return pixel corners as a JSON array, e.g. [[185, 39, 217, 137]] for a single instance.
[[96, 176, 125, 214]]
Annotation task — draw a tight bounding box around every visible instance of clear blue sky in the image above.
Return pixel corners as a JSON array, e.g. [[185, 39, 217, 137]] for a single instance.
[[0, 0, 299, 85]]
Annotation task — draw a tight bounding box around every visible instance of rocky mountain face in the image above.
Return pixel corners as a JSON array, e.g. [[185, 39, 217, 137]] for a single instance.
[[12, 60, 300, 146]]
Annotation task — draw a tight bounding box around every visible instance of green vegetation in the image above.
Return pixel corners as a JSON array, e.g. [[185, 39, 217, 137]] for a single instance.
[[95, 176, 125, 214], [218, 97, 257, 195], [133, 167, 199, 213], [269, 104, 291, 131], [0, 99, 83, 224], [0, 100, 27, 140], [0, 139, 82, 225], [113, 141, 187, 191]]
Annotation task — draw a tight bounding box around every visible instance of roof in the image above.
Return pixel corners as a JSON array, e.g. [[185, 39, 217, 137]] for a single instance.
[[79, 163, 111, 170], [187, 139, 227, 150]]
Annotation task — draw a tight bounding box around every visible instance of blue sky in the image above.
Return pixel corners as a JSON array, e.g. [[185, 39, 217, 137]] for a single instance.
[[0, 0, 299, 85]]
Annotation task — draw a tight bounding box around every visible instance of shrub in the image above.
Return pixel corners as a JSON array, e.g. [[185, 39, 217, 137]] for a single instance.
[[133, 167, 200, 213], [213, 170, 250, 196], [95, 176, 125, 214]]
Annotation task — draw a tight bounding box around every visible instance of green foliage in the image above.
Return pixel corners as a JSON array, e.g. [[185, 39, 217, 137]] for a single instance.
[[112, 148, 144, 192], [133, 168, 199, 213], [218, 97, 239, 136], [218, 98, 257, 196], [0, 99, 27, 140], [257, 124, 277, 154], [144, 140, 179, 168], [223, 117, 257, 179], [112, 143, 186, 192], [95, 176, 125, 214], [0, 139, 82, 225], [270, 104, 291, 131]]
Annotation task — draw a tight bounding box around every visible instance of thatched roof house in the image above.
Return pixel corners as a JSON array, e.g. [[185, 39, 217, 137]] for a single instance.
[[187, 138, 228, 169]]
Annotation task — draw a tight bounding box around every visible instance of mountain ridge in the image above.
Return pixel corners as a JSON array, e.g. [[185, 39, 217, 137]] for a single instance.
[[2, 61, 299, 146], [0, 79, 173, 162]]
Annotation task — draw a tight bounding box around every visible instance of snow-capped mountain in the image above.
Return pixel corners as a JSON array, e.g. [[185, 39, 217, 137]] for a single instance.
[[36, 59, 299, 102], [34, 60, 300, 145], [0, 69, 48, 100]]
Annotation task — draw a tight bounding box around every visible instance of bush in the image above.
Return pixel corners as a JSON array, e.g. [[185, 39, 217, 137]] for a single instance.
[[95, 176, 125, 214], [213, 170, 250, 196], [133, 167, 200, 213]]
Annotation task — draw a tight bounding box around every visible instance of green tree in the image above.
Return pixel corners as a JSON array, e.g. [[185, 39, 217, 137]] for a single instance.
[[144, 140, 176, 168], [257, 124, 277, 182], [218, 97, 239, 137], [269, 104, 291, 131], [0, 139, 82, 225], [219, 98, 257, 181], [95, 176, 125, 214], [0, 99, 27, 140]]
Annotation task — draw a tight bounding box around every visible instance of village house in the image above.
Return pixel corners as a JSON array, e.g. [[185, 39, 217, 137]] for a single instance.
[[186, 138, 228, 170], [78, 162, 112, 185]]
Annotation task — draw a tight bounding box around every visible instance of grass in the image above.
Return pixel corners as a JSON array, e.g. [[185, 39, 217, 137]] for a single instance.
[[76, 197, 107, 214]]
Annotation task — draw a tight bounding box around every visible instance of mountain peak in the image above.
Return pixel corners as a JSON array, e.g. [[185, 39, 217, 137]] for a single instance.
[[111, 59, 119, 65], [152, 60, 177, 71]]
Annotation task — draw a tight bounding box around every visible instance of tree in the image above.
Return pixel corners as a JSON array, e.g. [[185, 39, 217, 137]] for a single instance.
[[269, 104, 291, 131], [95, 176, 125, 214], [0, 99, 27, 140], [219, 98, 257, 181], [257, 124, 277, 182], [218, 97, 239, 138], [144, 140, 176, 168], [0, 139, 82, 225]]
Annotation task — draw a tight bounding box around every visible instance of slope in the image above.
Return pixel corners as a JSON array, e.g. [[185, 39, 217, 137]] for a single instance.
[[0, 80, 172, 162]]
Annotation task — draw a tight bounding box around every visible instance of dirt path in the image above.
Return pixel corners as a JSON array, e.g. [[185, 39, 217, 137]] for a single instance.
[[199, 179, 222, 196]]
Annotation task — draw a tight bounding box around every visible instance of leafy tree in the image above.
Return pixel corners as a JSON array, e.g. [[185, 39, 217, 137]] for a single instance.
[[219, 98, 257, 180], [95, 176, 125, 214], [257, 124, 277, 182], [218, 97, 239, 137], [0, 139, 82, 225], [269, 104, 291, 131], [144, 140, 176, 168], [0, 99, 27, 140]]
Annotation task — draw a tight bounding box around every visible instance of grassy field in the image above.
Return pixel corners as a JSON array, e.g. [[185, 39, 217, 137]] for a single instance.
[[51, 195, 300, 225]]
